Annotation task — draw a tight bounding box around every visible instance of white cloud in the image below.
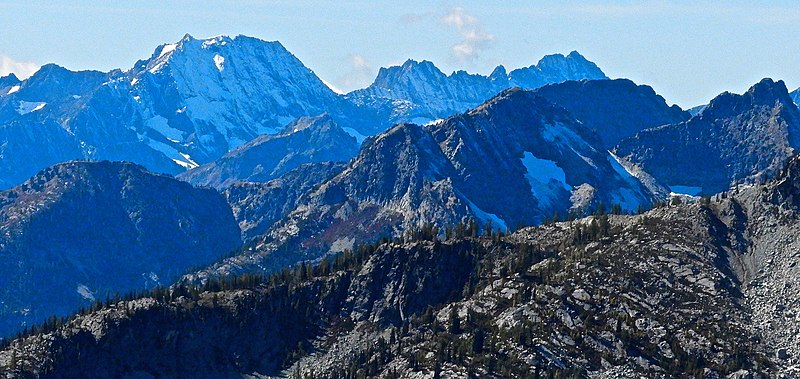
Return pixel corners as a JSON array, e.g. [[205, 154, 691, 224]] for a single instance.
[[334, 54, 375, 93], [442, 7, 478, 29], [441, 7, 494, 63], [351, 54, 370, 72], [0, 55, 39, 79]]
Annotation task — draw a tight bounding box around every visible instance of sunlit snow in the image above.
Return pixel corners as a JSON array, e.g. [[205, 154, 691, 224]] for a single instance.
[[521, 152, 571, 208], [213, 54, 225, 71], [669, 185, 703, 196], [464, 197, 508, 231], [76, 284, 95, 301], [16, 101, 46, 114], [6, 85, 20, 95]]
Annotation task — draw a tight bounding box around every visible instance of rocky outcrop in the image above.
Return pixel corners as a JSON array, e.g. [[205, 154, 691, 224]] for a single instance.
[[224, 162, 346, 241]]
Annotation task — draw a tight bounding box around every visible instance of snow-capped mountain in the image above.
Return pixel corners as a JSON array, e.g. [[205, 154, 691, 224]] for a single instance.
[[346, 51, 608, 126], [178, 114, 359, 189], [615, 78, 800, 195], [0, 35, 372, 190], [0, 74, 20, 93], [0, 161, 241, 338], [123, 34, 360, 166], [201, 88, 657, 278], [0, 36, 611, 191], [0, 66, 117, 189]]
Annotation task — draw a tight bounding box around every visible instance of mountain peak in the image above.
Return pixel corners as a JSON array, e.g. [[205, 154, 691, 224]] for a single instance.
[[567, 50, 588, 60], [746, 77, 789, 104], [280, 112, 335, 134], [180, 33, 196, 43], [703, 78, 793, 120], [489, 65, 508, 80], [0, 72, 20, 83]]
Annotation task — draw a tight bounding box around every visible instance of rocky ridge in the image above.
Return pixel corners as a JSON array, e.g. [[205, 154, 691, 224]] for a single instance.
[[615, 78, 800, 195], [8, 173, 800, 376], [0, 161, 241, 338]]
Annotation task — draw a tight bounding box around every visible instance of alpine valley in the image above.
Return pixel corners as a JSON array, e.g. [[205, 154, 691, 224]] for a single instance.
[[1, 34, 800, 379]]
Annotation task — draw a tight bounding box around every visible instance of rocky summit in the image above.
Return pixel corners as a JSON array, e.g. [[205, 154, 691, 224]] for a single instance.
[[347, 51, 607, 127]]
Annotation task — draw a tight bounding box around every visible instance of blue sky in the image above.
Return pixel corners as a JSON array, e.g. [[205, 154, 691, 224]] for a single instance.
[[1, 1, 799, 107]]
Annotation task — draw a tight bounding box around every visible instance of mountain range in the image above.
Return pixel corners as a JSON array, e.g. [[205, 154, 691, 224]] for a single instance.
[[346, 50, 607, 126], [2, 32, 800, 378], [0, 35, 608, 192], [7, 152, 800, 377]]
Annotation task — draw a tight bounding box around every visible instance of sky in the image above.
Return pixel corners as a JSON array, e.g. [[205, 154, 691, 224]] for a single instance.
[[0, 1, 799, 108]]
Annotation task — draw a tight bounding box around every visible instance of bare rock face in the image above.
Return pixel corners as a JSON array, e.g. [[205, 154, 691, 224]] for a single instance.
[[178, 114, 358, 189], [0, 161, 241, 337], [615, 78, 800, 195], [223, 162, 346, 241], [533, 78, 690, 149]]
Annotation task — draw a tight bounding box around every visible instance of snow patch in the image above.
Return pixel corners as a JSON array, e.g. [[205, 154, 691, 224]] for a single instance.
[[521, 152, 572, 208], [669, 185, 703, 196], [149, 44, 178, 73], [342, 127, 368, 144], [130, 77, 139, 86], [320, 78, 344, 94], [16, 101, 46, 115], [213, 54, 225, 71], [71, 95, 81, 99], [606, 152, 648, 211], [146, 115, 183, 142], [607, 151, 638, 180], [410, 117, 433, 125], [146, 138, 198, 169], [463, 197, 508, 232], [521, 153, 571, 190], [158, 43, 177, 59], [6, 85, 20, 95]]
